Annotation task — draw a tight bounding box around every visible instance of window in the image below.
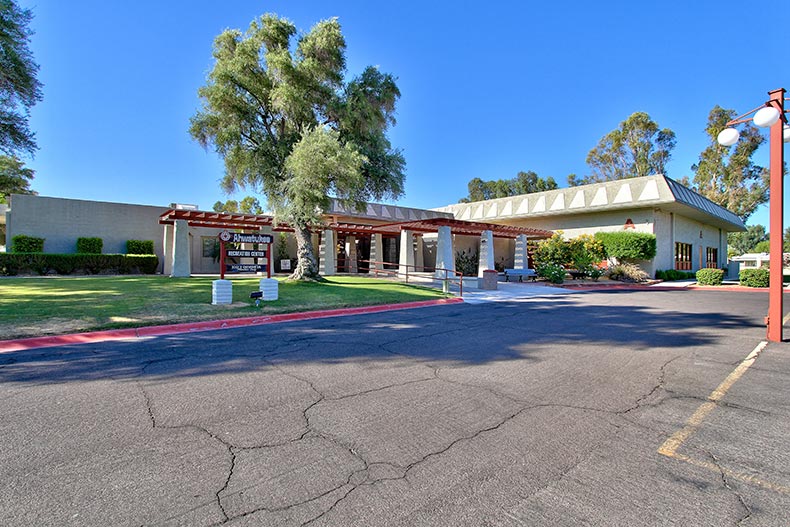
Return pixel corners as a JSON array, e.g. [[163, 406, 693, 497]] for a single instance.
[[675, 242, 692, 270], [705, 247, 718, 268], [202, 237, 218, 258]]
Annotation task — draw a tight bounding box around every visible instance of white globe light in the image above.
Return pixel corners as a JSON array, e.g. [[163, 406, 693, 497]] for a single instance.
[[717, 127, 740, 146], [753, 106, 781, 128], [784, 124, 790, 144]]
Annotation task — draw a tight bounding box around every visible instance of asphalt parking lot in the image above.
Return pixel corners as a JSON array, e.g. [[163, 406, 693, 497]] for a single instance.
[[1, 289, 788, 526]]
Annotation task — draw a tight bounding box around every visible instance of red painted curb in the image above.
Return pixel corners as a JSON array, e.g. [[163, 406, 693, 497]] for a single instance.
[[0, 297, 464, 353]]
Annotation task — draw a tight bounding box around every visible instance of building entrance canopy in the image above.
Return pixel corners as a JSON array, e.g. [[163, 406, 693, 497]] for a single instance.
[[158, 208, 552, 239]]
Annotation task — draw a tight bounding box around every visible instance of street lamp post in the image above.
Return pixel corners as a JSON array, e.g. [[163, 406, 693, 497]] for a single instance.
[[718, 88, 788, 342]]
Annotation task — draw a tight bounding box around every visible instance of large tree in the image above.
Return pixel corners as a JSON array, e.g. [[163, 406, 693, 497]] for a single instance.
[[683, 106, 769, 221], [212, 196, 263, 215], [191, 14, 404, 280], [0, 0, 43, 157], [727, 224, 767, 256], [0, 154, 35, 203], [459, 171, 557, 202], [569, 112, 676, 186]]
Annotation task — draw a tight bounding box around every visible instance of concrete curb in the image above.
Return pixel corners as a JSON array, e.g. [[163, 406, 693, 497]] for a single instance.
[[0, 297, 465, 353], [559, 283, 771, 292]]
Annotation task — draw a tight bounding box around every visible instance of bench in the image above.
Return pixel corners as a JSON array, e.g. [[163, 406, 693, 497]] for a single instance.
[[504, 268, 537, 282]]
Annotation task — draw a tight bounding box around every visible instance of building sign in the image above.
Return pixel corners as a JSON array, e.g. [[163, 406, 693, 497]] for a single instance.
[[218, 230, 273, 244], [226, 264, 266, 273], [227, 250, 267, 258], [218, 230, 273, 280]]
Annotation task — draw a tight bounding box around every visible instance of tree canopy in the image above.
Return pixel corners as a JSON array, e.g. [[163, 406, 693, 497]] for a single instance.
[[727, 224, 767, 256], [0, 154, 35, 203], [190, 14, 405, 280], [682, 105, 770, 221], [569, 112, 676, 186], [0, 0, 42, 158], [459, 171, 558, 202], [212, 196, 263, 215]]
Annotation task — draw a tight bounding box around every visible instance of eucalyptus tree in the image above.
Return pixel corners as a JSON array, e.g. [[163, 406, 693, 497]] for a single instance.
[[684, 105, 769, 221], [190, 14, 404, 280], [570, 112, 676, 186], [0, 0, 43, 157], [0, 154, 35, 203]]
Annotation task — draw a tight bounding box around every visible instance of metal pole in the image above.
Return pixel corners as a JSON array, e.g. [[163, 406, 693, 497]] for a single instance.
[[220, 239, 226, 280], [767, 88, 785, 342]]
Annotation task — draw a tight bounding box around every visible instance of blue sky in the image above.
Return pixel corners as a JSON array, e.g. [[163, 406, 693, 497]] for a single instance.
[[18, 0, 789, 228]]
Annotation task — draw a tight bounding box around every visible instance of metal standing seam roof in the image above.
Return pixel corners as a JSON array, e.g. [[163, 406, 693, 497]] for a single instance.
[[663, 176, 745, 228]]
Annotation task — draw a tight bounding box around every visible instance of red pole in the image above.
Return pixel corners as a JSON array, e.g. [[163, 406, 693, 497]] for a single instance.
[[767, 88, 785, 342], [267, 241, 272, 278], [220, 239, 226, 280]]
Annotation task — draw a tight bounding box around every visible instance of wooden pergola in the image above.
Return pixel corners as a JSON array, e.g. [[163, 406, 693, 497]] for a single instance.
[[158, 209, 552, 239]]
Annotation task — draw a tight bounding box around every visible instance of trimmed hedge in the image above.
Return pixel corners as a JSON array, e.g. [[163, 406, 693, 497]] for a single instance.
[[655, 269, 696, 281], [127, 239, 155, 255], [11, 234, 44, 253], [595, 231, 657, 261], [0, 253, 159, 276], [76, 237, 103, 254], [740, 268, 770, 288], [696, 268, 724, 286]]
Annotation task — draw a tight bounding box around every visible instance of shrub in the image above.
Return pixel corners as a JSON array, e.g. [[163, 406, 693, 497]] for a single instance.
[[11, 234, 44, 253], [656, 269, 696, 281], [455, 249, 478, 277], [76, 237, 103, 254], [595, 231, 657, 262], [566, 234, 607, 275], [533, 233, 569, 267], [587, 265, 605, 282], [536, 262, 566, 284], [740, 268, 769, 288], [126, 239, 155, 255], [607, 262, 649, 283], [696, 268, 724, 286], [0, 253, 159, 276]]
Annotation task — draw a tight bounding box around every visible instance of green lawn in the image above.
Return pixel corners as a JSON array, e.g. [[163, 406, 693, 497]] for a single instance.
[[0, 275, 449, 339]]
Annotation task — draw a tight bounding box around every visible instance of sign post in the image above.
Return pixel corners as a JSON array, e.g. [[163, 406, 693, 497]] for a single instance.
[[218, 230, 273, 279]]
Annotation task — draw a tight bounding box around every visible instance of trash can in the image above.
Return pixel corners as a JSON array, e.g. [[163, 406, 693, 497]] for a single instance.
[[479, 269, 498, 291]]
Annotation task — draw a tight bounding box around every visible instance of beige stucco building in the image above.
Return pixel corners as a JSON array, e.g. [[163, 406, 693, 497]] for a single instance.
[[1, 175, 745, 277], [433, 175, 745, 276]]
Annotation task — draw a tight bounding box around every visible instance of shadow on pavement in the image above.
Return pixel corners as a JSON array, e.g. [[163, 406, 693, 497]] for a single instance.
[[0, 292, 763, 385]]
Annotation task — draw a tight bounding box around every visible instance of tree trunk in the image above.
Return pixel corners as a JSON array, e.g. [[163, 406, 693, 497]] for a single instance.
[[288, 224, 322, 281]]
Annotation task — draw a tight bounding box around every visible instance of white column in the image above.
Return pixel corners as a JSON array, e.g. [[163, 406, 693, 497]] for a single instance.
[[478, 230, 495, 277], [370, 233, 384, 271], [514, 234, 529, 269], [319, 229, 336, 275], [162, 223, 173, 276], [398, 229, 415, 276], [414, 235, 425, 272], [170, 219, 190, 278], [434, 226, 455, 279], [345, 235, 358, 274]]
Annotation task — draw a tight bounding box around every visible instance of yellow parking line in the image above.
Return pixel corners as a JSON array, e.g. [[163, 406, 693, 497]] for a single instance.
[[658, 341, 767, 457], [656, 340, 790, 493], [783, 311, 790, 326], [670, 452, 790, 495]]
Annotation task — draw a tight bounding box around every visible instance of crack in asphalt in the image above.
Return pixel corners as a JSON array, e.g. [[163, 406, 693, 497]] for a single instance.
[[136, 380, 235, 524], [135, 329, 755, 526], [621, 354, 683, 415], [706, 450, 753, 525]]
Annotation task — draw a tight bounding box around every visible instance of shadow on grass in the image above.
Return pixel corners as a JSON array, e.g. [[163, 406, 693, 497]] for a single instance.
[[0, 290, 764, 385]]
